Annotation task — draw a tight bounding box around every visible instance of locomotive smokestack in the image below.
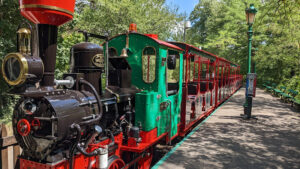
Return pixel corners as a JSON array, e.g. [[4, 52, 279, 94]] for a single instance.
[[37, 24, 58, 87], [19, 0, 76, 87]]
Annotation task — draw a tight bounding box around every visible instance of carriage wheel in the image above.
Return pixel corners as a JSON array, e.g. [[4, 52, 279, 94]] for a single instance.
[[108, 156, 125, 169]]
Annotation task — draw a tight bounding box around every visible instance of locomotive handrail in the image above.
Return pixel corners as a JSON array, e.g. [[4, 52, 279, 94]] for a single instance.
[[78, 30, 108, 42], [79, 79, 103, 120], [167, 90, 177, 95]]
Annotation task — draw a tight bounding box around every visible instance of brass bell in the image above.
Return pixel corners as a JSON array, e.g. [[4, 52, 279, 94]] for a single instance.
[[120, 48, 128, 57]]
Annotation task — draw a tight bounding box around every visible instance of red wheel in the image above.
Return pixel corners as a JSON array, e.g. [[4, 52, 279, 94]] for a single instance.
[[17, 119, 31, 136], [31, 118, 40, 128], [108, 156, 125, 169]]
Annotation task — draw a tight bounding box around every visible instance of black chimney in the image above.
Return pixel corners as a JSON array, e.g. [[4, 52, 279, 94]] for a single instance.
[[37, 24, 58, 87]]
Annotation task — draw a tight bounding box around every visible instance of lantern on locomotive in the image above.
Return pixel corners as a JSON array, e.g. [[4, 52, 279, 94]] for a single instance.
[[2, 23, 44, 87]]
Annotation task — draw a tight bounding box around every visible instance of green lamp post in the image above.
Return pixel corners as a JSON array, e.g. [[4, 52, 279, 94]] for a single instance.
[[243, 4, 257, 119], [246, 4, 257, 73]]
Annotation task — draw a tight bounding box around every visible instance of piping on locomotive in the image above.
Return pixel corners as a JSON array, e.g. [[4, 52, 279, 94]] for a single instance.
[[1, 1, 242, 169]]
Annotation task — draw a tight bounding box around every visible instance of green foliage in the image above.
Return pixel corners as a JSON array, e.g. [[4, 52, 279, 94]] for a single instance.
[[56, 31, 84, 78], [0, 0, 23, 121], [188, 0, 300, 94], [76, 0, 182, 40]]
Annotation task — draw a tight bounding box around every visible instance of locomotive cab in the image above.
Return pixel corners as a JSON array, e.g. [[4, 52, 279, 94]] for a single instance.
[[105, 31, 184, 146]]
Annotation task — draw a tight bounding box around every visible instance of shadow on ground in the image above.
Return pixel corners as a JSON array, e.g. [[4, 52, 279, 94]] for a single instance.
[[157, 88, 300, 169]]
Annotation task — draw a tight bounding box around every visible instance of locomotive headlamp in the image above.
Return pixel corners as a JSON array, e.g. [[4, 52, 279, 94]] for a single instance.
[[2, 53, 28, 86], [245, 4, 257, 25], [2, 53, 44, 86], [17, 28, 31, 55]]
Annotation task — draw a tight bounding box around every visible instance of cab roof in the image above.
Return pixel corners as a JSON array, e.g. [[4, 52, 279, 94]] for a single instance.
[[107, 32, 184, 52]]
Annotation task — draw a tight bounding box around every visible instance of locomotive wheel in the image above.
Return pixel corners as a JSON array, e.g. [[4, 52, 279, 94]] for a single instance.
[[17, 119, 31, 136], [108, 155, 125, 169]]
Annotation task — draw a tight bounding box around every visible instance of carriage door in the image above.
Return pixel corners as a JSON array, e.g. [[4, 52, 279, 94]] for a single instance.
[[165, 50, 181, 141], [186, 55, 200, 123]]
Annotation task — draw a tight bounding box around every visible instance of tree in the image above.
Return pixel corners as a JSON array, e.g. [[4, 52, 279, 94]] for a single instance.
[[75, 0, 182, 40], [188, 0, 300, 99], [0, 0, 23, 121]]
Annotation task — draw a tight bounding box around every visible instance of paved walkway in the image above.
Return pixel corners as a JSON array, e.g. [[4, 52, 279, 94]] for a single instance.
[[156, 88, 300, 169]]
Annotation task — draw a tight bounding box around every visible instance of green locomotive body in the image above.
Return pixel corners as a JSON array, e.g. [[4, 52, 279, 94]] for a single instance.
[[106, 33, 183, 138]]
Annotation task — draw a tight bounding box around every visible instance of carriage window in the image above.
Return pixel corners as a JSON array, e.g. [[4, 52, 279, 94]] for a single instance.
[[189, 57, 194, 81], [225, 67, 229, 77], [109, 48, 118, 57], [201, 63, 207, 79], [194, 61, 199, 80], [219, 67, 223, 77], [183, 59, 187, 83], [142, 47, 156, 83], [209, 65, 215, 79]]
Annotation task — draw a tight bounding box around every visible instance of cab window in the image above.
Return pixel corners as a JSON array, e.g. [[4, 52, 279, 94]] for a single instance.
[[142, 47, 156, 83], [109, 47, 118, 57], [167, 55, 180, 83], [167, 50, 180, 95]]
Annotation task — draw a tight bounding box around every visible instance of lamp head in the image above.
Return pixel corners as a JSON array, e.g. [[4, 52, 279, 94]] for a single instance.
[[245, 4, 257, 25], [185, 20, 192, 29]]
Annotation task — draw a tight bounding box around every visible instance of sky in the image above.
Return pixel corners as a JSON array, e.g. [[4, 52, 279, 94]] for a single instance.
[[165, 0, 198, 16]]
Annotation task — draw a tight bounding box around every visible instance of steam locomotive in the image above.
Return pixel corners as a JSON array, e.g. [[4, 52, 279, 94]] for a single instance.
[[1, 1, 242, 169]]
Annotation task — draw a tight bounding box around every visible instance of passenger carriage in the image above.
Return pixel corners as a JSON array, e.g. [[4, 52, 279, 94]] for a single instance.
[[168, 42, 242, 136]]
